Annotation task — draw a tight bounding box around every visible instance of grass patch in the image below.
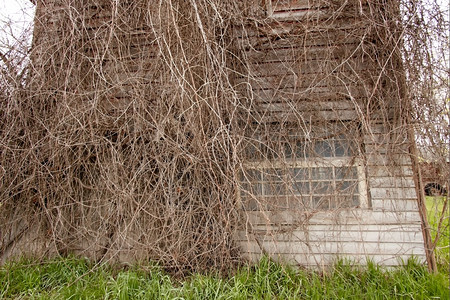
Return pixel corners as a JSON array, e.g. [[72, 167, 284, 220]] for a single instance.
[[0, 256, 448, 299], [426, 196, 449, 274], [0, 201, 447, 298]]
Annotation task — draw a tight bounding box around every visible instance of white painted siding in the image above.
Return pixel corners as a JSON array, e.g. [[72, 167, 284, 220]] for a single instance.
[[235, 1, 426, 267]]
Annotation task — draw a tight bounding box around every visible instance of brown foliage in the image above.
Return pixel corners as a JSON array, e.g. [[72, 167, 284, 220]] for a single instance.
[[0, 0, 447, 273]]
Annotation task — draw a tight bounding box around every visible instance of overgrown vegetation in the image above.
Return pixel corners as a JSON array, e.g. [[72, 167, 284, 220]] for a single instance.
[[0, 256, 447, 299], [0, 0, 448, 273], [427, 196, 450, 274]]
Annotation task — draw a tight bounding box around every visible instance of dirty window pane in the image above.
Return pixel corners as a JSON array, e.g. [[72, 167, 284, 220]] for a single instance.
[[240, 182, 262, 196], [241, 169, 261, 182], [335, 167, 357, 179], [241, 133, 362, 211], [314, 140, 333, 157], [311, 167, 333, 180], [293, 181, 310, 194], [335, 138, 351, 157], [311, 181, 332, 194], [243, 197, 259, 211], [288, 196, 310, 209], [284, 142, 294, 158], [292, 168, 308, 180], [336, 181, 359, 193], [295, 141, 308, 158], [313, 196, 330, 209], [264, 168, 284, 181], [265, 182, 286, 195]]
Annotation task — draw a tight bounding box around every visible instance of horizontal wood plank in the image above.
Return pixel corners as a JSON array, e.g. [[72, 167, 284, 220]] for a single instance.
[[371, 199, 419, 212], [238, 240, 426, 256], [240, 210, 423, 226], [236, 226, 424, 243], [368, 177, 416, 188], [241, 252, 426, 267], [369, 188, 417, 200], [366, 165, 414, 177]]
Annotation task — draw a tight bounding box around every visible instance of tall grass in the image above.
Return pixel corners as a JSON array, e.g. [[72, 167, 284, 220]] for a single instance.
[[426, 196, 449, 274], [0, 256, 447, 299]]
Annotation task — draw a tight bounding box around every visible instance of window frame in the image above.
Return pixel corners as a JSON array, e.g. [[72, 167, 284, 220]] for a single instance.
[[240, 157, 368, 211], [240, 120, 369, 211]]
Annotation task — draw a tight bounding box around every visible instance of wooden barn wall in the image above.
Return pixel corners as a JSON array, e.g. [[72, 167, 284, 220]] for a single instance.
[[233, 1, 426, 266], [31, 0, 162, 111], [15, 0, 426, 266]]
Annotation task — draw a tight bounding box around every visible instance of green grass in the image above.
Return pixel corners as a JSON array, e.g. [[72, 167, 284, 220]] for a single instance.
[[0, 199, 447, 299], [0, 256, 448, 299], [426, 196, 449, 274]]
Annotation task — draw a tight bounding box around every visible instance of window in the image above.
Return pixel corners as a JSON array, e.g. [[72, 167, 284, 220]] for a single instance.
[[266, 0, 320, 20], [240, 123, 367, 211]]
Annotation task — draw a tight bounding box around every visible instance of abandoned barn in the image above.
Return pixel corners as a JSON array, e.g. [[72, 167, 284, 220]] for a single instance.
[[0, 0, 434, 271]]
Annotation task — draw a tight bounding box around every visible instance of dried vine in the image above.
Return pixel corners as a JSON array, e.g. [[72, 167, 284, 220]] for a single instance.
[[0, 0, 447, 274]]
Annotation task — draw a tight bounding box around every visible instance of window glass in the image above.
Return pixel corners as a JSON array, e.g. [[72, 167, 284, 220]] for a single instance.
[[291, 168, 308, 180], [313, 196, 330, 209], [335, 136, 351, 157], [314, 140, 333, 157], [293, 181, 310, 194], [335, 167, 357, 179], [311, 167, 332, 180], [240, 124, 364, 211], [241, 166, 361, 210]]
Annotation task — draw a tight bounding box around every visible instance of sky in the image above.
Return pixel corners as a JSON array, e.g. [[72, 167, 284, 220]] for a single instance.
[[0, 0, 34, 29], [0, 0, 447, 60], [0, 0, 35, 53], [0, 0, 448, 39]]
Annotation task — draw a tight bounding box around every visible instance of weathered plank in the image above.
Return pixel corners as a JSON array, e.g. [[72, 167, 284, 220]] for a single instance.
[[247, 59, 373, 77], [365, 154, 413, 166], [253, 108, 359, 122], [251, 86, 367, 102], [366, 165, 414, 177], [371, 199, 419, 212], [270, 0, 370, 13], [241, 252, 425, 267], [253, 100, 351, 113], [238, 240, 426, 256], [84, 43, 160, 60], [236, 72, 373, 91], [241, 210, 423, 226], [364, 144, 411, 157], [253, 86, 369, 101], [270, 0, 317, 11], [235, 30, 370, 52], [363, 134, 410, 147], [370, 187, 417, 200], [368, 177, 416, 188], [243, 45, 364, 64], [236, 226, 424, 243]]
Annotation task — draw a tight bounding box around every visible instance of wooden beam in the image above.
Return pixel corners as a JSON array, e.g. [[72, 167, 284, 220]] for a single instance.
[[408, 125, 438, 272]]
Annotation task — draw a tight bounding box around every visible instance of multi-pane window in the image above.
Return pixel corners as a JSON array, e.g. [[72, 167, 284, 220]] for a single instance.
[[240, 124, 367, 211]]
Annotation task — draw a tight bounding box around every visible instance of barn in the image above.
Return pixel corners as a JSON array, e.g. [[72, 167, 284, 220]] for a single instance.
[[0, 0, 434, 271]]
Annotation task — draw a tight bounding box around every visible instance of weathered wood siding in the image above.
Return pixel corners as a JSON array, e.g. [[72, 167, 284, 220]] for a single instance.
[[24, 0, 426, 267], [234, 1, 426, 266]]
